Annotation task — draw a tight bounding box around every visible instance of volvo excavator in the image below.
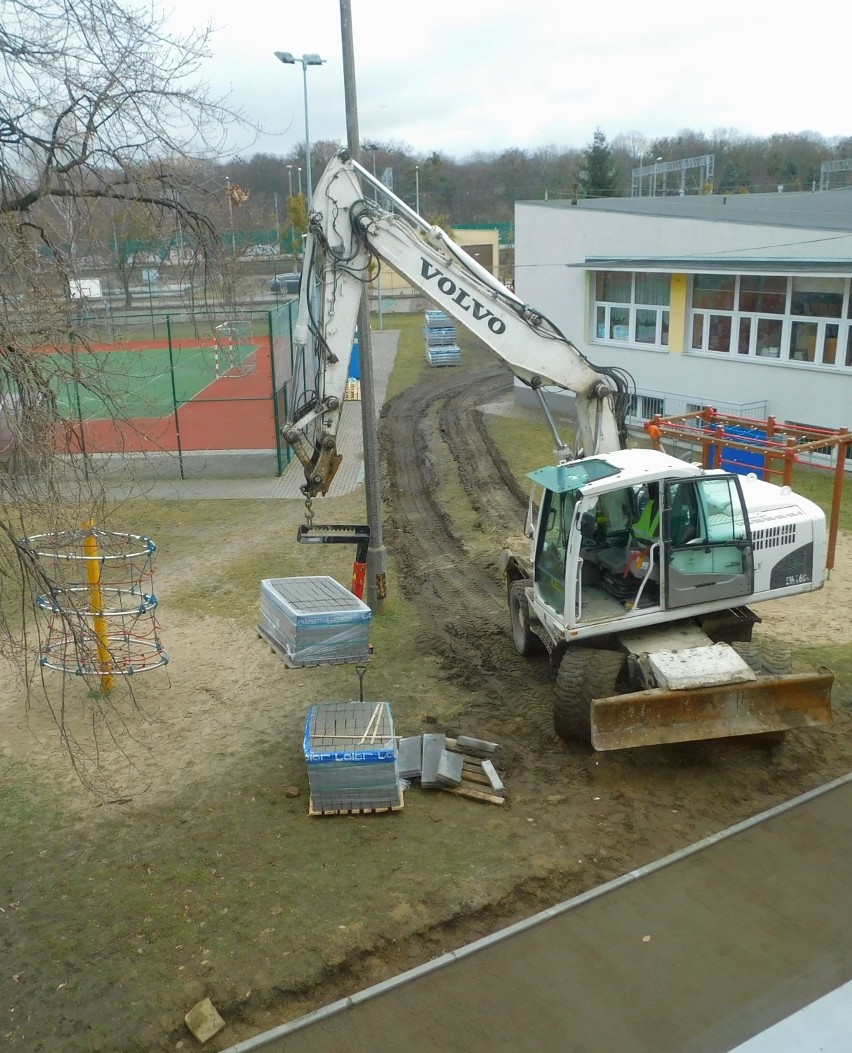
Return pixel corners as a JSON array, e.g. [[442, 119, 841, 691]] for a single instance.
[[283, 149, 833, 751]]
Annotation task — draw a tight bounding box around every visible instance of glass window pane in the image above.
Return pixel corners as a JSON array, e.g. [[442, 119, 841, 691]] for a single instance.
[[791, 277, 843, 318], [790, 321, 816, 361], [661, 311, 669, 347], [691, 314, 704, 348], [635, 273, 671, 306], [738, 317, 751, 354], [693, 275, 734, 310], [739, 275, 786, 314], [823, 323, 839, 365], [708, 315, 732, 352], [609, 307, 629, 340], [596, 305, 606, 339], [596, 271, 631, 303], [636, 308, 657, 343], [755, 318, 782, 357]]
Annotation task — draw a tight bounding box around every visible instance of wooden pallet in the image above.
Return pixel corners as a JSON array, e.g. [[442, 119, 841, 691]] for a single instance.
[[441, 746, 505, 805], [308, 793, 404, 817]]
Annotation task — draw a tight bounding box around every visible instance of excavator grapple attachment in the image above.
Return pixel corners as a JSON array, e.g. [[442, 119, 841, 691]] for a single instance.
[[590, 670, 834, 751]]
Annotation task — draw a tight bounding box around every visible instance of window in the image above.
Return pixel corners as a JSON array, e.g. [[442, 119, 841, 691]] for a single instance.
[[534, 489, 578, 614], [691, 275, 735, 352], [693, 275, 734, 310], [690, 273, 852, 369], [593, 271, 670, 348], [739, 275, 786, 314], [792, 277, 843, 317], [628, 394, 664, 422]]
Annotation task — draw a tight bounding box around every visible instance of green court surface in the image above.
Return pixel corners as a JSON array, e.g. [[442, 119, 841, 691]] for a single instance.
[[47, 341, 255, 420]]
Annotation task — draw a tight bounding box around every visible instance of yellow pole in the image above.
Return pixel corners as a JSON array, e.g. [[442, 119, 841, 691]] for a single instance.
[[83, 520, 114, 693]]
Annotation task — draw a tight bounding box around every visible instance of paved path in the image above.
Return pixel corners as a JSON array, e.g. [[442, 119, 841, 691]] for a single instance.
[[102, 329, 399, 501], [223, 774, 852, 1053]]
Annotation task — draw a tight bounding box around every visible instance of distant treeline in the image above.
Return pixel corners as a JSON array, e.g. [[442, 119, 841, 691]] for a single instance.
[[220, 128, 852, 230]]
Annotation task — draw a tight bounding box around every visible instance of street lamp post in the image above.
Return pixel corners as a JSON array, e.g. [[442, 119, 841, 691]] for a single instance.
[[274, 51, 326, 207], [652, 156, 663, 197], [362, 141, 379, 198], [415, 165, 420, 214], [286, 165, 295, 256], [297, 167, 302, 197]]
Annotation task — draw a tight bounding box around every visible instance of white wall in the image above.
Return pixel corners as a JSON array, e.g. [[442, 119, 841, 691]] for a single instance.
[[515, 203, 852, 431]]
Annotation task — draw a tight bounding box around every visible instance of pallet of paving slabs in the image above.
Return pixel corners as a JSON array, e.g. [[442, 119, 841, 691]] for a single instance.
[[303, 701, 402, 815], [259, 575, 371, 667]]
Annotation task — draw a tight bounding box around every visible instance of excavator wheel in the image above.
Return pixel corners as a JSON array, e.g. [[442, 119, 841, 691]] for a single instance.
[[757, 637, 794, 676], [509, 580, 543, 657], [733, 635, 794, 747], [554, 648, 624, 745], [731, 641, 762, 674], [732, 635, 794, 677]]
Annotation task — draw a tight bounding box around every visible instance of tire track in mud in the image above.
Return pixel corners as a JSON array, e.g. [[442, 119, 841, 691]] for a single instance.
[[380, 363, 554, 734]]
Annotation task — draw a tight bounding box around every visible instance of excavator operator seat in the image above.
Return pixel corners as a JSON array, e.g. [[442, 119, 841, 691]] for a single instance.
[[630, 495, 660, 546]]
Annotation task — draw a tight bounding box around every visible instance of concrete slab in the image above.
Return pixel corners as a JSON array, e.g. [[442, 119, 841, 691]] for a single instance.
[[221, 773, 852, 1053]]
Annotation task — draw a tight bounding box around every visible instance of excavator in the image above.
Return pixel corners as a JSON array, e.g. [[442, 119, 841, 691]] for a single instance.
[[283, 148, 833, 751]]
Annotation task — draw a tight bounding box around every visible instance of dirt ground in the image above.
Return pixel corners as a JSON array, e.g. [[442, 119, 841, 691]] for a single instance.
[[1, 361, 851, 1052]]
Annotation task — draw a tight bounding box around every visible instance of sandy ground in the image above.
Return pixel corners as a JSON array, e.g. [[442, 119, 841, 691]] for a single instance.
[[1, 367, 850, 1051]]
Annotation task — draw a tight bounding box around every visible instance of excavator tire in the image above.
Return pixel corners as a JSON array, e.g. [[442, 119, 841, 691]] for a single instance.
[[509, 580, 542, 657], [731, 641, 762, 674], [554, 648, 624, 745], [732, 634, 794, 677], [757, 637, 794, 676], [731, 636, 792, 745]]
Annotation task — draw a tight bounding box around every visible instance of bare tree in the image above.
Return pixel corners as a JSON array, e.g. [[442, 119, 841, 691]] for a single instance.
[[0, 0, 246, 787]]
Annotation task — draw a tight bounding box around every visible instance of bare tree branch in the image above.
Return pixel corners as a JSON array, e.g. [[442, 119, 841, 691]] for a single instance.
[[0, 0, 249, 787]]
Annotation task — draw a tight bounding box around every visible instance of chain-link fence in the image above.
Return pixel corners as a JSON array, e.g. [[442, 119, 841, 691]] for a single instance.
[[50, 300, 303, 478]]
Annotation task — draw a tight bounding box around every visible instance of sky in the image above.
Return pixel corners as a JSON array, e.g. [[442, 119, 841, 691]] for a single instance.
[[170, 0, 849, 162]]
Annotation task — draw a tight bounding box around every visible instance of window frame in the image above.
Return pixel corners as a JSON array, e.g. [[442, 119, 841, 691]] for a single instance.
[[689, 273, 852, 369], [592, 270, 671, 349]]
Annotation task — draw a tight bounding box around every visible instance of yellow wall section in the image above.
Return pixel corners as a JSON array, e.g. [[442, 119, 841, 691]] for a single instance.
[[669, 274, 687, 353]]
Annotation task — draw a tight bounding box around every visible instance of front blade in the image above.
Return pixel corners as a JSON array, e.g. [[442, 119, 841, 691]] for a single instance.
[[591, 671, 834, 751]]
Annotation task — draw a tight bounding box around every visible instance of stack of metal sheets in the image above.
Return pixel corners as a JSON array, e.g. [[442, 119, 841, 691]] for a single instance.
[[424, 309, 461, 366], [304, 701, 402, 813]]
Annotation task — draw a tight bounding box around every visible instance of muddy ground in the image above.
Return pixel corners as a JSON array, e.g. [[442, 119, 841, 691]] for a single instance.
[[1, 360, 851, 1051]]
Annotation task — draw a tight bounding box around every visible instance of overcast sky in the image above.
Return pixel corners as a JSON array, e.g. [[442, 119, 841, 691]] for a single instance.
[[171, 1, 849, 161]]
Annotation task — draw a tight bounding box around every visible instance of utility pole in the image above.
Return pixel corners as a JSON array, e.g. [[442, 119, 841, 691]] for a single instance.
[[339, 0, 388, 610]]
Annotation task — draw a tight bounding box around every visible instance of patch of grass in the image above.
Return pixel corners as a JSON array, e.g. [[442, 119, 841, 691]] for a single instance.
[[790, 465, 852, 533], [377, 312, 428, 401], [486, 412, 576, 484]]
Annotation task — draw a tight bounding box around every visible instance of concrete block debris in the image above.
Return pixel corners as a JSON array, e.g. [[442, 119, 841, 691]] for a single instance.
[[436, 748, 464, 787], [455, 735, 500, 757], [481, 759, 505, 796], [398, 736, 423, 780], [420, 733, 447, 789], [410, 733, 505, 805], [185, 998, 226, 1043]]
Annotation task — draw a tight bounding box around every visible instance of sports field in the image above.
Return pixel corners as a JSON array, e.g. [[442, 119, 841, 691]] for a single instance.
[[44, 335, 280, 454], [49, 338, 257, 420]]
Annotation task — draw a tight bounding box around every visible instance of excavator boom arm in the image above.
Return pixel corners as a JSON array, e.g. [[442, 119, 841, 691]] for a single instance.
[[286, 150, 630, 497]]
